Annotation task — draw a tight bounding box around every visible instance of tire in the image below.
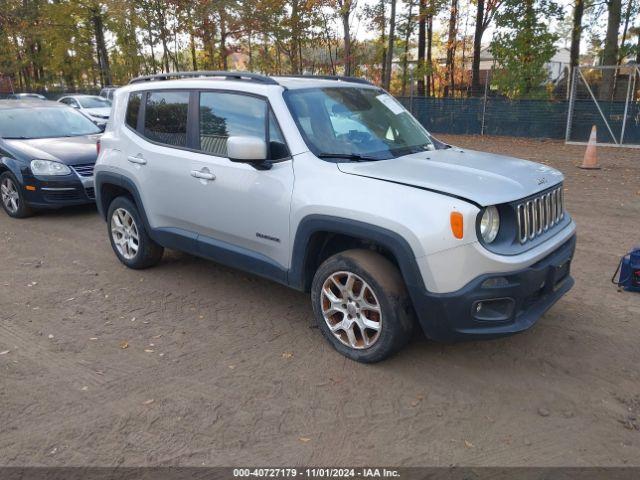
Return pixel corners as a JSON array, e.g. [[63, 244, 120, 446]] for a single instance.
[[0, 171, 33, 218], [107, 196, 164, 269], [311, 249, 415, 363]]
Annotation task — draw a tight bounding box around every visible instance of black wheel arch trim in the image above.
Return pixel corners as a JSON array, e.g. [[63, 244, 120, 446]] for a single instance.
[[288, 214, 426, 292], [0, 157, 26, 184], [95, 170, 153, 233]]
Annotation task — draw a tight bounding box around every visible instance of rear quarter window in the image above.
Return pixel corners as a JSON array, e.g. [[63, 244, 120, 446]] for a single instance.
[[125, 93, 141, 130]]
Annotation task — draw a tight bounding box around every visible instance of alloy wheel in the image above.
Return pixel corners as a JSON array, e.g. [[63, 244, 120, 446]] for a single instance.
[[110, 208, 140, 260], [320, 271, 382, 349], [1, 177, 20, 214]]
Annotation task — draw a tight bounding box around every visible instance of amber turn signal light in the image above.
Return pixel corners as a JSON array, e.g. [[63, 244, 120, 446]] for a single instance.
[[450, 211, 463, 239], [25, 185, 36, 191]]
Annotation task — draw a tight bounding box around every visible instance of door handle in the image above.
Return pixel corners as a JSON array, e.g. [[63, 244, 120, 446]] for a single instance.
[[190, 170, 216, 181], [127, 155, 147, 165]]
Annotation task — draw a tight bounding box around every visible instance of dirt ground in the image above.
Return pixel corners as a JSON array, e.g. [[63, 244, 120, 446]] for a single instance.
[[0, 135, 639, 467]]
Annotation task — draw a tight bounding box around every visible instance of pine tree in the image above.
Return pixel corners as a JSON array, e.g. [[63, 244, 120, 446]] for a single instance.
[[490, 0, 562, 98]]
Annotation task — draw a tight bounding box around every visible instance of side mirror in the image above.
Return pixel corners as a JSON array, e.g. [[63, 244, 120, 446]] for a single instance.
[[227, 136, 267, 164]]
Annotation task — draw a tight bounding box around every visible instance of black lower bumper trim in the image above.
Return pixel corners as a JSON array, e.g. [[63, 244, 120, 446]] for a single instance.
[[409, 235, 576, 342]]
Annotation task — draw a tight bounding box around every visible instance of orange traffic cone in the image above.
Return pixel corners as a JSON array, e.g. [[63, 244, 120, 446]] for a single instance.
[[579, 125, 600, 170]]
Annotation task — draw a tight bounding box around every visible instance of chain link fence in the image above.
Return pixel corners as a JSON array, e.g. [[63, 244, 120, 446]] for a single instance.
[[566, 65, 640, 147], [399, 66, 640, 147], [400, 96, 570, 139]]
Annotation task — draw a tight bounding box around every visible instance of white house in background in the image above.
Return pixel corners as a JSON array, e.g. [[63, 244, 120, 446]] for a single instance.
[[475, 46, 571, 84], [399, 45, 571, 85]]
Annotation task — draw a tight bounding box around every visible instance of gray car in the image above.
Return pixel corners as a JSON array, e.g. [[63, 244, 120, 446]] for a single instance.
[[7, 93, 47, 101], [58, 94, 112, 128]]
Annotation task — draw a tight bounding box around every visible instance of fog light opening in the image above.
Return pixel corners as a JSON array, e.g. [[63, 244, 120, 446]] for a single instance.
[[472, 298, 515, 322]]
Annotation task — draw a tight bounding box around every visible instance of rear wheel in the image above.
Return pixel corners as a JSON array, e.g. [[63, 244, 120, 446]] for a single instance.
[[311, 249, 415, 363], [107, 196, 163, 269], [0, 172, 32, 218]]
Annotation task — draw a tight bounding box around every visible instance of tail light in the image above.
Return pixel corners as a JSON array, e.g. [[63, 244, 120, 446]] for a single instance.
[[96, 139, 101, 156]]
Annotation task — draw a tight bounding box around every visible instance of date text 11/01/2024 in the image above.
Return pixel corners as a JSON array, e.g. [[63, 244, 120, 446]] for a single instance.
[[233, 468, 401, 478]]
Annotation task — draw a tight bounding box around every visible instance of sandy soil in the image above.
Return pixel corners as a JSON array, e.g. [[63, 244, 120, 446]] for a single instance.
[[0, 135, 639, 467]]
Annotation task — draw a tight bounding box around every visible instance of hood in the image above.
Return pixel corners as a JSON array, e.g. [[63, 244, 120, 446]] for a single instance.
[[5, 135, 100, 166], [84, 107, 111, 119], [336, 148, 564, 206]]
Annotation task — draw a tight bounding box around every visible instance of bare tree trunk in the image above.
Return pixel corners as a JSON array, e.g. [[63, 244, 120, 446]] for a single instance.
[[417, 0, 426, 96], [569, 0, 584, 93], [383, 0, 397, 90], [190, 33, 197, 70], [145, 18, 157, 74], [471, 0, 485, 96], [220, 17, 228, 70], [426, 13, 433, 96], [339, 0, 353, 76], [299, 37, 303, 73], [401, 0, 414, 96], [443, 0, 458, 97], [619, 0, 634, 63], [248, 32, 253, 71], [600, 0, 622, 100], [290, 0, 301, 74], [322, 13, 337, 75], [91, 9, 112, 86], [379, 0, 387, 85]]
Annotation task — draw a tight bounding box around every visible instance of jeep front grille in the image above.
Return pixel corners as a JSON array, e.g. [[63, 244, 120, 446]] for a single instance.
[[516, 186, 564, 244]]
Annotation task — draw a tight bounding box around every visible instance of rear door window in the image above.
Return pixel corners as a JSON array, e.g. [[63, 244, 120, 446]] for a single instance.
[[144, 91, 189, 147]]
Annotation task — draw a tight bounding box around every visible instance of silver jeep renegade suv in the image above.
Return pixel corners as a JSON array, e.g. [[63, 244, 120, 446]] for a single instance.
[[95, 71, 576, 363]]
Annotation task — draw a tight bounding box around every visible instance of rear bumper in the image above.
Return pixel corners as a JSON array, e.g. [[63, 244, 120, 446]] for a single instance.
[[409, 235, 576, 342]]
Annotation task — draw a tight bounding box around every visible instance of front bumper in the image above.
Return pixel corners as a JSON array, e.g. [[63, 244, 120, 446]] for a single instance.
[[21, 173, 95, 208], [409, 234, 576, 342]]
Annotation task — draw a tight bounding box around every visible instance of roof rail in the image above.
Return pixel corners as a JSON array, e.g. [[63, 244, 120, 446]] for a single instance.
[[275, 75, 374, 86], [129, 71, 279, 85]]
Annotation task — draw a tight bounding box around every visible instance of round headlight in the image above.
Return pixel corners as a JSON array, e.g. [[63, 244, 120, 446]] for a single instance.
[[30, 159, 71, 176], [480, 206, 500, 243]]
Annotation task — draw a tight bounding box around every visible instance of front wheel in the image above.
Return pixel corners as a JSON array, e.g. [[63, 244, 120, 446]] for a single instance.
[[107, 196, 164, 269], [311, 249, 415, 363], [0, 172, 33, 218]]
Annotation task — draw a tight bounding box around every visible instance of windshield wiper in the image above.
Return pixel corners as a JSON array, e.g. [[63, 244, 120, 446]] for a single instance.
[[317, 152, 380, 162]]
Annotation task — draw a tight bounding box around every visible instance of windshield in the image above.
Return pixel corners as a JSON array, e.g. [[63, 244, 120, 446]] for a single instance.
[[78, 96, 111, 108], [284, 87, 434, 160], [0, 107, 101, 139]]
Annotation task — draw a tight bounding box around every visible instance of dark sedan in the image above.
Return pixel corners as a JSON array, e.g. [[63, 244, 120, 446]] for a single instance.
[[0, 100, 101, 218]]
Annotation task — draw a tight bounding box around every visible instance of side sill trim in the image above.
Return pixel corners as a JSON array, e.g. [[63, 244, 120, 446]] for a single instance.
[[154, 227, 288, 286]]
